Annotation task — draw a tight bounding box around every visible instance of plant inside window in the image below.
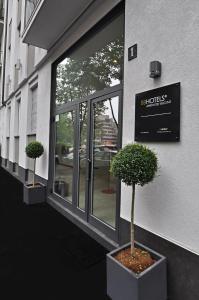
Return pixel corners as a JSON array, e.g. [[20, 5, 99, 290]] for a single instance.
[[110, 143, 158, 273], [25, 141, 44, 187]]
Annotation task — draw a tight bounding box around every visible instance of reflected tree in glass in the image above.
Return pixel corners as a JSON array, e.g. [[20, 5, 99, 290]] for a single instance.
[[54, 111, 75, 202], [56, 37, 124, 105], [92, 97, 119, 227], [78, 103, 88, 210]]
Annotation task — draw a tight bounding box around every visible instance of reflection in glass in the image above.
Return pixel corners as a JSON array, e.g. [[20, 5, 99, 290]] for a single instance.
[[92, 97, 119, 228], [55, 13, 124, 106], [78, 103, 88, 210], [54, 111, 75, 202]]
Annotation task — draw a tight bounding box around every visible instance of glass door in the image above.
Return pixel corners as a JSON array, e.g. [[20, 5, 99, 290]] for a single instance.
[[88, 91, 122, 240], [50, 3, 124, 241], [53, 101, 89, 220], [54, 108, 77, 204], [51, 88, 122, 240], [77, 101, 89, 213]]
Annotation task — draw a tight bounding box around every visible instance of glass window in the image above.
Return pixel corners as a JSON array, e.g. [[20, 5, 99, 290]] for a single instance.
[[8, 20, 12, 49], [6, 107, 11, 137], [27, 45, 35, 76], [14, 137, 19, 174], [78, 102, 88, 210], [91, 96, 119, 228], [25, 0, 39, 26], [0, 0, 4, 20], [55, 12, 124, 106], [54, 111, 75, 202], [15, 99, 21, 136], [27, 135, 36, 183], [29, 86, 37, 133], [6, 137, 10, 163], [17, 0, 22, 30]]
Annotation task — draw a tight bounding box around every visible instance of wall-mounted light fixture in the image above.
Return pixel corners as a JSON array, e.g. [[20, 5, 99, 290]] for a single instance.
[[149, 61, 161, 78]]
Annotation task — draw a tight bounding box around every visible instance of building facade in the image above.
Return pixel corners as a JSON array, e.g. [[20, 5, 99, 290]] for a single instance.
[[0, 1, 199, 299]]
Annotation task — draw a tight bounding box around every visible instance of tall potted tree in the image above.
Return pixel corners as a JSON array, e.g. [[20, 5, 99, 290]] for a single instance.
[[107, 144, 167, 300], [23, 141, 46, 205]]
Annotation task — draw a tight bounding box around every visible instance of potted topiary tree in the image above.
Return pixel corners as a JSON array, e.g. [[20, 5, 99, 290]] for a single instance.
[[23, 141, 46, 205], [107, 143, 167, 300]]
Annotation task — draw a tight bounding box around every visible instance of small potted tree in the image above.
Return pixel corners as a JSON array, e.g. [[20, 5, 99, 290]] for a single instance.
[[107, 144, 167, 300], [24, 141, 46, 205]]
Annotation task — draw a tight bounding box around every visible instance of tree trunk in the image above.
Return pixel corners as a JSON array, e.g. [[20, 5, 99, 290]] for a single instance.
[[130, 183, 136, 256], [33, 158, 36, 187]]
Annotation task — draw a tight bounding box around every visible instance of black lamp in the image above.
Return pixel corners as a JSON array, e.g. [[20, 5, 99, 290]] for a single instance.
[[149, 61, 161, 78]]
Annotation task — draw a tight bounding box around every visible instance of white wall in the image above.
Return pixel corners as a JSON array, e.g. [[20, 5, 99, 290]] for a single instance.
[[3, 0, 47, 100], [122, 0, 199, 254], [0, 0, 48, 169], [1, 0, 199, 255]]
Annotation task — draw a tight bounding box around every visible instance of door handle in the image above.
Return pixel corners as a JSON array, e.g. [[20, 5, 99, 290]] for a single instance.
[[87, 158, 92, 181]]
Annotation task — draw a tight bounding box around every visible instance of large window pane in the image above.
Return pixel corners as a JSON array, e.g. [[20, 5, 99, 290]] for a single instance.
[[30, 86, 37, 133], [54, 111, 75, 202], [92, 96, 119, 228], [25, 0, 40, 26], [78, 102, 88, 210], [27, 135, 36, 183], [56, 13, 124, 106]]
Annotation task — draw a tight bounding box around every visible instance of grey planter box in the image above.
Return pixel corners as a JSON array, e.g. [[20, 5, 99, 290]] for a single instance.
[[107, 242, 167, 300], [23, 183, 46, 205]]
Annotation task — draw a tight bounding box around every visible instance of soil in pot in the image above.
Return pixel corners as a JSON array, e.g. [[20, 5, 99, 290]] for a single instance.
[[114, 247, 155, 274]]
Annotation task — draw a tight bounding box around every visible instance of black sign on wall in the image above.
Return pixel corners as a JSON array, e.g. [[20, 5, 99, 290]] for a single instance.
[[135, 83, 180, 142]]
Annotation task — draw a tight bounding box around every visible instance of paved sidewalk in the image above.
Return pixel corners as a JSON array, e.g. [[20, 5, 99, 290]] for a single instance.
[[0, 167, 110, 300]]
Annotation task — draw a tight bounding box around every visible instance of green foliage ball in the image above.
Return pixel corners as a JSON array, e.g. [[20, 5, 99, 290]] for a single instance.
[[110, 144, 158, 186], [25, 141, 44, 159]]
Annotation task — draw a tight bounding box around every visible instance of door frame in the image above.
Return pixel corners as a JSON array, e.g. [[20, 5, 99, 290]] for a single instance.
[[48, 84, 123, 242], [88, 89, 123, 241]]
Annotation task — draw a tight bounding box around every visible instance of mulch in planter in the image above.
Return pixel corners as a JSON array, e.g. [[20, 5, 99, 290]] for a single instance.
[[114, 247, 155, 274]]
